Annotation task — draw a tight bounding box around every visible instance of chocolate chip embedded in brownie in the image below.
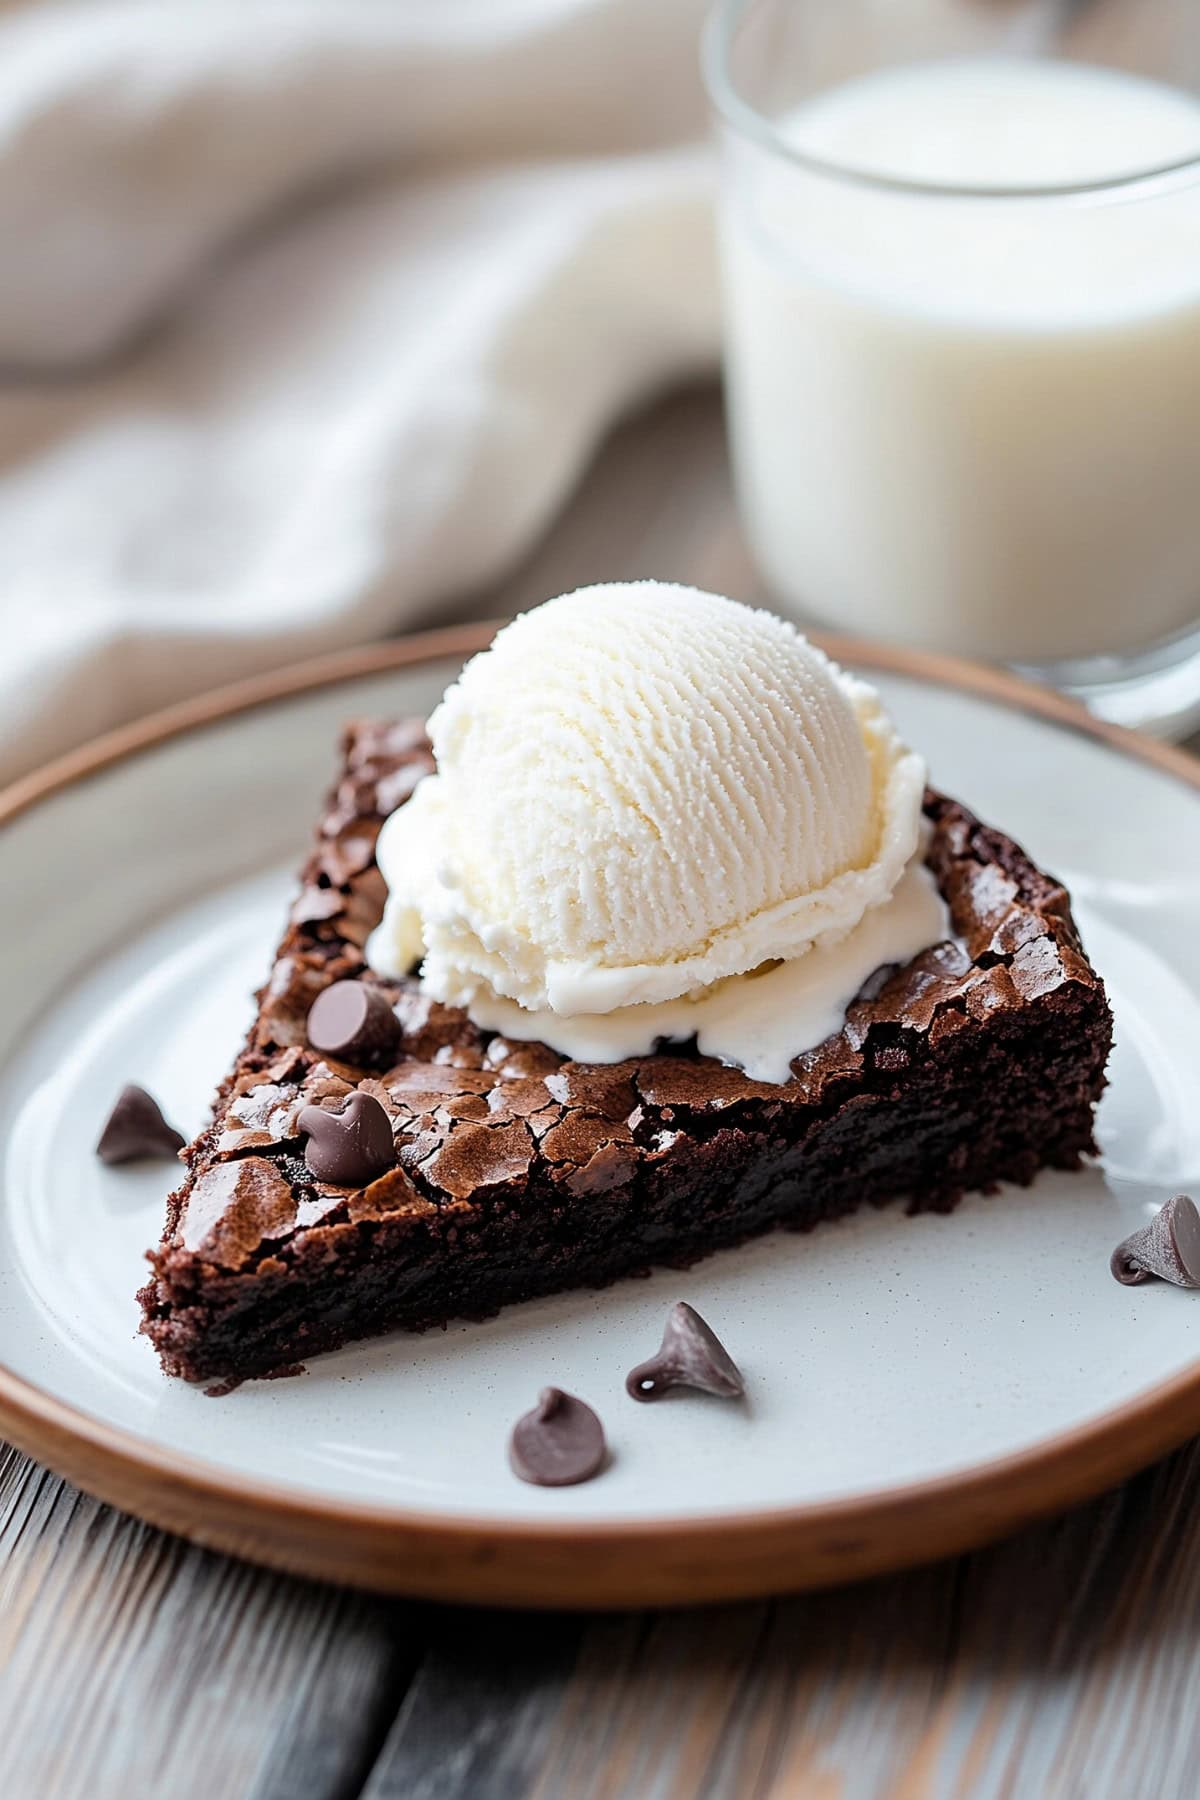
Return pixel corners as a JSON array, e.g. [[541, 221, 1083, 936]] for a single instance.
[[138, 720, 1113, 1385]]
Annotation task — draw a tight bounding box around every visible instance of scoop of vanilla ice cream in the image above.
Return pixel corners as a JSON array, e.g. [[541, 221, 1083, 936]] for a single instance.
[[368, 583, 926, 1016]]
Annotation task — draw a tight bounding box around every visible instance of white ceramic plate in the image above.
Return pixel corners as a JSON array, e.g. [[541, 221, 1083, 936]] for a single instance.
[[0, 631, 1197, 1607]]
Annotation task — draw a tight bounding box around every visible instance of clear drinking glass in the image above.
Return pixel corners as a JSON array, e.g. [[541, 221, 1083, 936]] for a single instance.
[[704, 0, 1200, 736]]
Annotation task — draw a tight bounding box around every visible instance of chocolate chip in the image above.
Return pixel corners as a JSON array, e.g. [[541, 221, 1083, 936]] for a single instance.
[[298, 1092, 396, 1187], [508, 1387, 607, 1487], [96, 1085, 186, 1165], [626, 1301, 745, 1402], [1111, 1194, 1200, 1289], [306, 980, 400, 1064]]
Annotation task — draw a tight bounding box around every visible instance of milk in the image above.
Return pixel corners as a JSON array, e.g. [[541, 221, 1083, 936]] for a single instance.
[[720, 60, 1200, 663]]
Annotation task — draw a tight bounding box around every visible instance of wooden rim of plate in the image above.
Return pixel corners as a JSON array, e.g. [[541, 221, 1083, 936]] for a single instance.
[[1, 628, 1198, 1609]]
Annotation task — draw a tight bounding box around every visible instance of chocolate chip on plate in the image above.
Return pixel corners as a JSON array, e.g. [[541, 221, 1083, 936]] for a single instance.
[[626, 1301, 745, 1402], [306, 979, 401, 1064], [298, 1092, 396, 1187], [1111, 1194, 1200, 1290], [96, 1085, 186, 1165], [509, 1387, 607, 1487]]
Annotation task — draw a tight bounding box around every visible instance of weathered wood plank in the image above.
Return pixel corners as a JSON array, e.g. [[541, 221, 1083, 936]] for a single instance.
[[0, 1445, 411, 1800], [360, 1610, 585, 1800], [359, 1572, 960, 1800]]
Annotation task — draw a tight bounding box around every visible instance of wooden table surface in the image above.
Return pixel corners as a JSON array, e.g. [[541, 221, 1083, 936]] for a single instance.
[[3, 389, 1198, 1800]]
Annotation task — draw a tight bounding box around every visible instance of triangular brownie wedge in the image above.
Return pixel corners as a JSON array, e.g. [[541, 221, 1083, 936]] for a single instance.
[[139, 719, 1112, 1384]]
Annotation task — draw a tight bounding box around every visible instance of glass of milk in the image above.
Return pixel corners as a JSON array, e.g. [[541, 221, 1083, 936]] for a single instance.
[[704, 0, 1200, 735]]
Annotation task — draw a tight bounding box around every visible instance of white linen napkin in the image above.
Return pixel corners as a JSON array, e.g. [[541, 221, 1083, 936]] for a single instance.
[[0, 0, 718, 784]]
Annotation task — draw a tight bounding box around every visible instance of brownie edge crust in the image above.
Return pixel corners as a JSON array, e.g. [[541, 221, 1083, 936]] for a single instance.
[[139, 720, 1113, 1385]]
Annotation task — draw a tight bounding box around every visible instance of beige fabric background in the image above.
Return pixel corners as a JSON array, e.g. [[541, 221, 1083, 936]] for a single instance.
[[0, 0, 717, 783]]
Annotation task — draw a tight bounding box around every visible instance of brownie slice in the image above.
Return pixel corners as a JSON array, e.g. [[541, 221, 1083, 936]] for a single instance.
[[139, 720, 1113, 1385]]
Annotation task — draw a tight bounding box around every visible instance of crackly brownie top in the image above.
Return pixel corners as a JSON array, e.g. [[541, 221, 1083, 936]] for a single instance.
[[164, 719, 1101, 1272]]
